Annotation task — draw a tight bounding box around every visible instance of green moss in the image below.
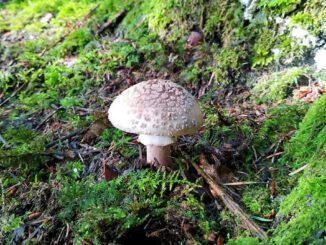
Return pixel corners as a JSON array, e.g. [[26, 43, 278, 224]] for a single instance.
[[253, 103, 308, 154], [252, 67, 308, 104], [242, 186, 274, 215], [59, 28, 93, 55], [58, 167, 217, 243], [0, 127, 47, 175], [251, 28, 276, 67], [283, 94, 326, 167], [271, 95, 326, 244], [259, 0, 302, 16], [0, 126, 46, 155], [271, 158, 326, 244], [290, 0, 326, 35], [211, 46, 248, 85], [226, 236, 260, 245]]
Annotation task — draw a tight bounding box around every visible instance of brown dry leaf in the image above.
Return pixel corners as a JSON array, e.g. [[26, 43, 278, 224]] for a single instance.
[[6, 186, 18, 197], [186, 31, 203, 48], [28, 212, 42, 220], [102, 160, 119, 181], [49, 122, 63, 131], [264, 209, 276, 219], [217, 235, 223, 245], [293, 84, 324, 102]]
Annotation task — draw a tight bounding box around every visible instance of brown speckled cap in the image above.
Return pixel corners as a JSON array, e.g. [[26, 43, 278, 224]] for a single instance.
[[108, 79, 203, 137]]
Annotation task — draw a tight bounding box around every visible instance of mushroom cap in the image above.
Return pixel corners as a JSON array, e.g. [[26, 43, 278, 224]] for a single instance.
[[108, 79, 203, 137]]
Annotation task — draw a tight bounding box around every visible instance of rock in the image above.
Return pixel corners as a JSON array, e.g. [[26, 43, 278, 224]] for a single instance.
[[314, 48, 326, 71], [291, 27, 317, 47]]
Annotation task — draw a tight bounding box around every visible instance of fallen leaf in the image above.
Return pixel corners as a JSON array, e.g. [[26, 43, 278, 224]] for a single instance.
[[293, 83, 324, 102], [217, 235, 223, 245], [102, 161, 119, 181], [81, 111, 109, 143]]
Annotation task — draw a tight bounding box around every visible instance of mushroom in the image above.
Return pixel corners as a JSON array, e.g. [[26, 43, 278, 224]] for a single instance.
[[108, 79, 203, 167]]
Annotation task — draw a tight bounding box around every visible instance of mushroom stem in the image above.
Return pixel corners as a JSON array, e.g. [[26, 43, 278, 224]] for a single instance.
[[146, 145, 171, 166]]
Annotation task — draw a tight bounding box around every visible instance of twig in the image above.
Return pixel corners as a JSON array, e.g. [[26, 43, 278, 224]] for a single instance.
[[191, 161, 266, 238], [288, 164, 308, 176], [224, 181, 266, 186], [35, 106, 63, 130], [0, 178, 5, 213], [97, 10, 126, 34], [130, 16, 146, 32], [45, 129, 87, 148], [264, 151, 284, 160]]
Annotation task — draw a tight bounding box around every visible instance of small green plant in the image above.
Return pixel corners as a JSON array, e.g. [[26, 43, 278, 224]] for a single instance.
[[109, 41, 140, 68], [97, 128, 131, 149], [211, 47, 248, 85], [0, 214, 23, 235], [251, 29, 275, 67], [259, 0, 302, 16], [253, 104, 308, 154], [57, 167, 216, 243]]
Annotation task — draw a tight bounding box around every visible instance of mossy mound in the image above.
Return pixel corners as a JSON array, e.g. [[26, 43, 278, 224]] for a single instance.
[[270, 94, 326, 244]]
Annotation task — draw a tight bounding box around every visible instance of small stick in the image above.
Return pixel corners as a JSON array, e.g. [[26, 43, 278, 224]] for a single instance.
[[191, 161, 266, 238], [0, 179, 5, 213], [45, 129, 87, 148], [0, 83, 26, 107], [264, 151, 284, 160], [130, 16, 146, 32], [288, 164, 308, 176], [97, 10, 126, 35], [35, 106, 63, 130], [224, 181, 266, 186]]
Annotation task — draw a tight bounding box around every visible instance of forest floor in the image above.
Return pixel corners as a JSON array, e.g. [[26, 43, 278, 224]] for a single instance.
[[0, 0, 325, 244]]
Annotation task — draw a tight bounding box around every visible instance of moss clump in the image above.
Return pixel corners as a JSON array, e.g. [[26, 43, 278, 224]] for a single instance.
[[59, 28, 93, 55], [253, 103, 308, 154], [283, 94, 326, 168], [242, 186, 274, 216], [259, 0, 302, 16], [212, 46, 248, 85], [252, 67, 308, 104], [271, 161, 326, 245], [271, 94, 326, 244], [226, 236, 260, 245], [58, 166, 217, 243], [0, 127, 47, 175]]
